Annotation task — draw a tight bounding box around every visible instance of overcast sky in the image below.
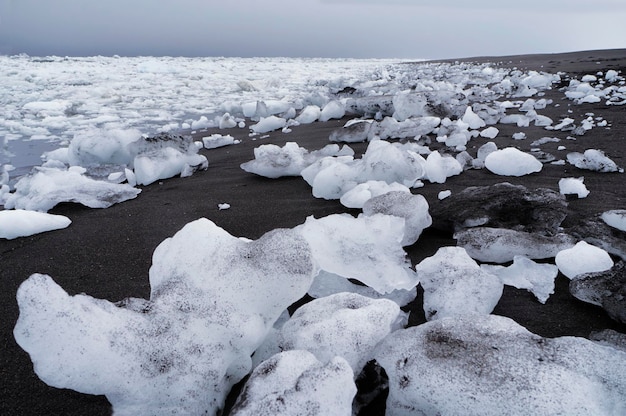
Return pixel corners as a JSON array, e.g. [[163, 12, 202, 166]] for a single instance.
[[1, 0, 624, 59]]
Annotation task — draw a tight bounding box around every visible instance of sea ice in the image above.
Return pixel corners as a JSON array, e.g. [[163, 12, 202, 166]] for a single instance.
[[482, 256, 557, 303], [362, 191, 432, 246], [559, 177, 589, 198], [567, 149, 623, 172], [0, 209, 71, 239], [455, 227, 576, 263], [415, 247, 503, 320], [555, 241, 614, 279], [484, 147, 543, 176], [374, 314, 626, 416], [296, 213, 418, 294], [14, 219, 318, 415], [601, 209, 626, 232], [262, 293, 404, 373], [230, 351, 356, 416], [4, 165, 141, 212]]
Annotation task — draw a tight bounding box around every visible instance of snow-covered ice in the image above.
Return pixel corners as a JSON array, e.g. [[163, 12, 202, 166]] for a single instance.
[[555, 241, 614, 279], [0, 209, 71, 239]]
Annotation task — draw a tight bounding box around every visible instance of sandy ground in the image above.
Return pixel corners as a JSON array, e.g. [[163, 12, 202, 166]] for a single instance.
[[1, 49, 625, 415]]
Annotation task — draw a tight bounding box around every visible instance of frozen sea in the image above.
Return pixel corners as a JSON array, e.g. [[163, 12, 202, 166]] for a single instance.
[[0, 55, 405, 178]]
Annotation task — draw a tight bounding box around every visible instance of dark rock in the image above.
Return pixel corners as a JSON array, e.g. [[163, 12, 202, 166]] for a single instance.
[[431, 182, 568, 235], [570, 262, 626, 324]]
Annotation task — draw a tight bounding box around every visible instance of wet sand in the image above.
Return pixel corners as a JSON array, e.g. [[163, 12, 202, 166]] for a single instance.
[[1, 49, 625, 415]]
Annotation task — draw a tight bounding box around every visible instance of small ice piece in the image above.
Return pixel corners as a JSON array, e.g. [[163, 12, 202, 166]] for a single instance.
[[461, 106, 486, 129], [307, 270, 417, 307], [202, 134, 239, 149], [373, 314, 626, 416], [4, 166, 141, 212], [230, 351, 356, 416], [295, 105, 321, 124], [479, 126, 499, 139], [218, 113, 238, 129], [559, 177, 590, 198], [482, 256, 557, 304], [438, 190, 452, 200], [558, 146, 567, 151], [555, 241, 614, 279], [472, 141, 497, 168], [455, 227, 576, 263], [329, 120, 372, 143], [272, 293, 404, 373], [250, 116, 287, 134], [485, 147, 542, 176], [415, 247, 503, 320], [362, 191, 432, 247], [218, 203, 230, 210], [392, 92, 428, 121], [319, 100, 346, 122], [499, 114, 530, 127], [425, 151, 463, 184], [133, 148, 208, 186], [339, 180, 409, 209], [296, 213, 418, 294], [0, 209, 71, 239], [512, 132, 527, 140], [241, 142, 308, 178], [531, 137, 560, 146], [601, 209, 626, 232], [567, 149, 622, 172]]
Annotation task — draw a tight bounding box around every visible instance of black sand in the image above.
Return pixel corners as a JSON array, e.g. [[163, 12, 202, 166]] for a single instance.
[[1, 49, 625, 415]]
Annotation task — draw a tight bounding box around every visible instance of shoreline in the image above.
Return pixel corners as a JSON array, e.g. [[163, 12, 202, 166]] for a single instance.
[[2, 48, 626, 415]]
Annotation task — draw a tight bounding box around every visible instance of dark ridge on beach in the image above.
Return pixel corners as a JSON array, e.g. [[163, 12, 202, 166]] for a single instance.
[[2, 49, 626, 415]]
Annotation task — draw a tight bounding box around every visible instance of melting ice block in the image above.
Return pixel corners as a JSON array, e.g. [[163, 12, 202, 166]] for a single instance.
[[4, 166, 141, 212], [296, 213, 418, 294], [250, 116, 287, 134], [567, 149, 623, 173], [570, 262, 626, 324], [555, 241, 614, 279], [374, 314, 626, 416], [485, 147, 542, 176], [455, 227, 576, 263], [559, 177, 589, 198], [14, 218, 317, 415], [601, 209, 626, 232], [260, 293, 404, 373], [0, 209, 71, 239], [230, 351, 356, 416], [339, 180, 409, 209], [415, 247, 503, 320], [319, 100, 345, 122]]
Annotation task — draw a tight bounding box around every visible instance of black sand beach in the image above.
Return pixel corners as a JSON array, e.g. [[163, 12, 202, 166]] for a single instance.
[[1, 49, 625, 415]]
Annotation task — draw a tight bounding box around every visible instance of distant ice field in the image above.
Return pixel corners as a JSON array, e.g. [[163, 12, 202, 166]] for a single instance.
[[0, 55, 405, 173]]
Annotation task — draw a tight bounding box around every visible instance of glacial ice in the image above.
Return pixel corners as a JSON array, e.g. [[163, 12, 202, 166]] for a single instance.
[[482, 256, 557, 304], [0, 209, 71, 239], [319, 100, 345, 122], [339, 180, 409, 209], [484, 147, 543, 176], [555, 241, 614, 279], [415, 247, 503, 320], [230, 351, 356, 416], [374, 314, 626, 416], [570, 262, 626, 324], [202, 134, 240, 149], [601, 209, 626, 232], [567, 149, 623, 172], [14, 219, 318, 415], [559, 177, 590, 198]]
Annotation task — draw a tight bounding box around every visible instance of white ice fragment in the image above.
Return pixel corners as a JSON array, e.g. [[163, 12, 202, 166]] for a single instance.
[[555, 241, 614, 279], [415, 247, 503, 320], [473, 141, 497, 169], [461, 106, 486, 129], [218, 113, 238, 129], [339, 180, 409, 209], [601, 209, 626, 232], [425, 151, 462, 184], [295, 105, 321, 124], [241, 142, 308, 178], [482, 256, 557, 304], [231, 351, 355, 416], [133, 148, 208, 185], [250, 116, 287, 134], [567, 149, 622, 172], [392, 92, 428, 121], [559, 177, 589, 198], [479, 126, 499, 139], [319, 100, 345, 122], [296, 213, 418, 294], [0, 209, 71, 239], [485, 147, 542, 176], [512, 132, 527, 140], [438, 190, 452, 200], [218, 203, 230, 210], [202, 134, 239, 149]]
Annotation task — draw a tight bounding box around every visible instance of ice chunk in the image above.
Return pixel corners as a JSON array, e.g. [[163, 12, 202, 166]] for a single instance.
[[250, 116, 287, 134], [66, 128, 142, 167], [202, 134, 239, 149], [555, 241, 614, 279], [456, 227, 576, 263], [559, 177, 589, 198], [479, 126, 499, 139], [567, 149, 623, 172], [329, 120, 372, 143], [424, 151, 463, 184], [4, 166, 141, 212], [0, 209, 71, 239], [339, 180, 409, 209], [472, 141, 497, 168], [392, 92, 428, 121], [241, 142, 309, 178], [269, 293, 404, 373], [319, 100, 345, 122], [482, 256, 557, 303], [374, 314, 626, 416], [14, 219, 317, 415], [601, 209, 626, 232], [371, 116, 441, 140], [218, 113, 238, 129], [230, 351, 355, 416], [570, 262, 626, 324], [461, 106, 486, 129], [134, 147, 208, 185], [485, 147, 542, 176], [308, 270, 417, 307], [362, 191, 432, 246], [296, 214, 418, 294], [415, 247, 503, 320], [295, 105, 321, 124]]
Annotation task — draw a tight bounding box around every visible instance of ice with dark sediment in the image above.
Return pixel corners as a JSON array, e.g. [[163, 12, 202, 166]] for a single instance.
[[570, 262, 626, 324], [567, 149, 624, 172]]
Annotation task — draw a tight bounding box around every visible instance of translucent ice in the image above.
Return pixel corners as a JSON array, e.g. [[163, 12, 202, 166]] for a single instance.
[[567, 149, 623, 172], [339, 180, 409, 209], [0, 209, 71, 239], [601, 209, 626, 232], [482, 255, 557, 303], [559, 177, 590, 198], [485, 147, 543, 176], [555, 241, 614, 279]]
